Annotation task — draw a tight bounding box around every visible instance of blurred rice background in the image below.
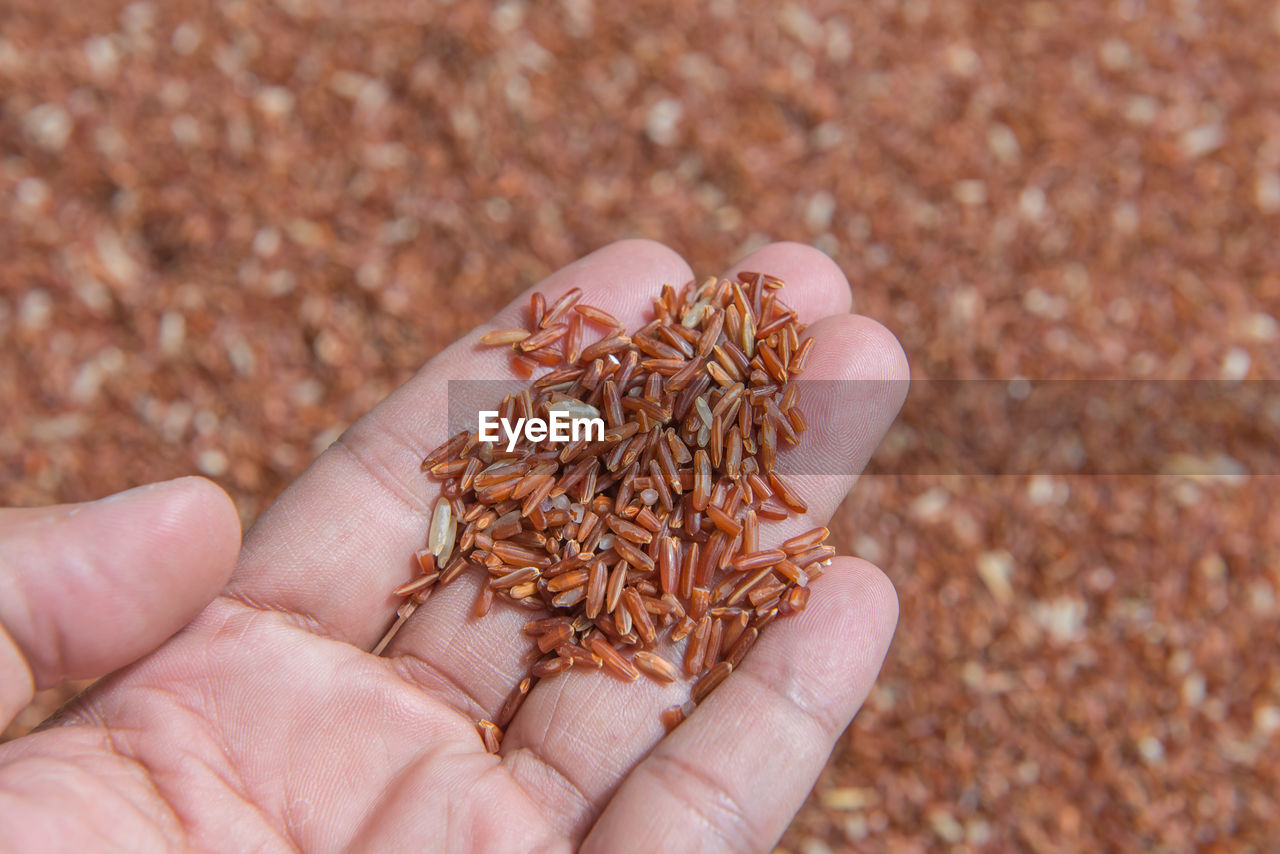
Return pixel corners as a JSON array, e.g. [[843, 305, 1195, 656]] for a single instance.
[[2, 0, 1278, 849]]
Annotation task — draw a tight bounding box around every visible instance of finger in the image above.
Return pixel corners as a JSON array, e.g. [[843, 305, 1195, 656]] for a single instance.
[[381, 243, 875, 723], [723, 241, 896, 537], [0, 477, 241, 727], [228, 240, 695, 648], [581, 557, 898, 853], [497, 250, 907, 840]]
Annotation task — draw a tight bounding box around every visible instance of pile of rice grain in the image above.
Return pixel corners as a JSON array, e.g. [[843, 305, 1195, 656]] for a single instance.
[[384, 272, 833, 746]]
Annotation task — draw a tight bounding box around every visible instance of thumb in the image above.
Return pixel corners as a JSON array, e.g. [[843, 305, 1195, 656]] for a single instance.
[[0, 476, 241, 728]]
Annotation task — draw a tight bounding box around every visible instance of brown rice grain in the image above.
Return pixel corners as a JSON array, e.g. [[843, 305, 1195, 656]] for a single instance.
[[623, 587, 658, 645], [772, 558, 808, 587], [403, 552, 438, 583], [588, 636, 640, 681], [660, 704, 687, 733], [792, 544, 837, 569], [659, 536, 680, 595], [684, 615, 712, 676], [727, 566, 775, 606], [607, 514, 653, 544], [546, 569, 589, 593], [496, 678, 534, 728], [585, 559, 607, 619], [634, 651, 681, 684], [536, 623, 573, 653], [480, 328, 533, 347], [692, 661, 733, 704], [574, 304, 621, 328], [704, 504, 743, 538], [477, 720, 503, 754], [532, 656, 571, 678], [703, 617, 725, 671], [550, 586, 588, 608], [678, 540, 699, 600], [605, 561, 629, 613], [740, 509, 759, 555], [721, 610, 750, 651], [518, 324, 569, 353], [731, 549, 786, 572], [523, 616, 573, 636], [491, 567, 540, 589], [473, 584, 495, 618], [782, 526, 830, 555], [725, 627, 758, 667]]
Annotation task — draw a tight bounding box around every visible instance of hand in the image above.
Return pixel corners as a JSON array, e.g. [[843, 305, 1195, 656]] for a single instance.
[[0, 240, 907, 853]]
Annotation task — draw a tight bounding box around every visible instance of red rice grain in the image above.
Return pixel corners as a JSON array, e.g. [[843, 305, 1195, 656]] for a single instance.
[[588, 636, 640, 682], [479, 328, 532, 347], [496, 678, 533, 728], [477, 720, 503, 754], [634, 651, 681, 684], [660, 705, 687, 732], [684, 616, 712, 676], [475, 584, 495, 618], [691, 661, 733, 704]]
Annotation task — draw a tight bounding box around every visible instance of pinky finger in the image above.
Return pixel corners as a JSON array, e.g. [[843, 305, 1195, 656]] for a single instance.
[[580, 557, 898, 854]]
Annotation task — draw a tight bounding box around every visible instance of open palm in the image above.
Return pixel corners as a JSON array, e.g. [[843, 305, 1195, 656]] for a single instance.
[[0, 241, 907, 853]]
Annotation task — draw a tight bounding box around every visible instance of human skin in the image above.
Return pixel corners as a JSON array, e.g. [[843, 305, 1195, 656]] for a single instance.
[[0, 240, 908, 853]]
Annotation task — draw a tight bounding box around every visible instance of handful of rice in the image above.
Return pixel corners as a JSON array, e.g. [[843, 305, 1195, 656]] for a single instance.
[[384, 271, 833, 745]]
